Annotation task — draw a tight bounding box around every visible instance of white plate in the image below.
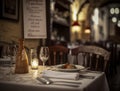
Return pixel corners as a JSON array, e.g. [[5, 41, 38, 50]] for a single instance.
[[54, 64, 85, 72]]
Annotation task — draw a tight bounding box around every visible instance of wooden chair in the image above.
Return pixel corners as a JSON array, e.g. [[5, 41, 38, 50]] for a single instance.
[[71, 45, 110, 72], [48, 45, 69, 65]]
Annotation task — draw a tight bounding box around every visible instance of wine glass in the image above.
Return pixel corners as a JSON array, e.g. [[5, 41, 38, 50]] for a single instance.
[[7, 45, 17, 76], [11, 44, 17, 64], [39, 46, 49, 70], [1, 45, 12, 80], [6, 45, 12, 59]]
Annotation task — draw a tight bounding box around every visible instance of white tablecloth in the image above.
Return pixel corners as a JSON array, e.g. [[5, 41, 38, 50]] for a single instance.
[[0, 66, 109, 91]]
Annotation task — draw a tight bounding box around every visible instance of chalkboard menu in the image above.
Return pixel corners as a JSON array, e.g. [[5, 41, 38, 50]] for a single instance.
[[23, 0, 47, 39]]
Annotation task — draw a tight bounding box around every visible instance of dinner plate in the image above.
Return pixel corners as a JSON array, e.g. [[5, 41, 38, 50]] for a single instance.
[[54, 64, 85, 72]]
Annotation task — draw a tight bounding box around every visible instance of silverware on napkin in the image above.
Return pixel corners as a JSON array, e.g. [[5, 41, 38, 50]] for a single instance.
[[36, 77, 80, 87], [37, 77, 52, 85]]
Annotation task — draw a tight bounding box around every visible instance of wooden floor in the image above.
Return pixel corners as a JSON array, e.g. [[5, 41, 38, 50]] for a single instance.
[[108, 64, 120, 91]]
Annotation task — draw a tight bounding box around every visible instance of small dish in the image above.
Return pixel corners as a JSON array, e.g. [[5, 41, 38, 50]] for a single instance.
[[54, 64, 85, 72]]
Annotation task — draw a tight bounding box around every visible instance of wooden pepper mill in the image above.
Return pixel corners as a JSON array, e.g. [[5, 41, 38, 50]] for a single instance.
[[15, 39, 29, 74]]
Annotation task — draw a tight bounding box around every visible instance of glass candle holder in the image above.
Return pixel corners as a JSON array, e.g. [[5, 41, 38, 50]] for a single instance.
[[31, 58, 39, 70]]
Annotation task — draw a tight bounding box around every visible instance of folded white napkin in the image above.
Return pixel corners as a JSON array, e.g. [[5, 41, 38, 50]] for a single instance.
[[41, 70, 80, 80]]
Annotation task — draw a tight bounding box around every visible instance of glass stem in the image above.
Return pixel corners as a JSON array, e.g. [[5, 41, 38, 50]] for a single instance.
[[43, 62, 45, 70]]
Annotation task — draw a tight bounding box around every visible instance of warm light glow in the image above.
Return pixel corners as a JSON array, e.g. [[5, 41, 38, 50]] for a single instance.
[[110, 8, 115, 14], [71, 4, 78, 21], [117, 20, 120, 27], [32, 70, 38, 78], [72, 25, 80, 32], [71, 25, 82, 41], [112, 17, 117, 23], [72, 14, 77, 21], [78, 12, 85, 21], [78, 4, 89, 21], [85, 29, 91, 34], [71, 0, 80, 21], [115, 8, 119, 14], [31, 58, 39, 69]]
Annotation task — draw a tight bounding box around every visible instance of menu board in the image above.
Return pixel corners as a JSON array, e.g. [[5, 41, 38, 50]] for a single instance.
[[23, 0, 47, 39]]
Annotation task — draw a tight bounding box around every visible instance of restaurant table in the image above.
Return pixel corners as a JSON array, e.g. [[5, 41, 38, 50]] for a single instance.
[[0, 66, 110, 91]]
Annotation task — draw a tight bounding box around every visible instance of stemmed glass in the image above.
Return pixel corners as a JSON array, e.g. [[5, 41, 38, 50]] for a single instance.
[[39, 46, 49, 70], [1, 45, 12, 80], [6, 45, 12, 59], [6, 45, 17, 66], [0, 45, 17, 80], [7, 45, 17, 78], [11, 45, 17, 64]]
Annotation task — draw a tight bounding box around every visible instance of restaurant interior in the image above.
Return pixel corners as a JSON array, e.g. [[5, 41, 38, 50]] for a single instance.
[[0, 0, 120, 91]]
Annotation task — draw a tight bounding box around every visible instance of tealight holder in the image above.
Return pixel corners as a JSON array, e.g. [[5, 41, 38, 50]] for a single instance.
[[31, 58, 39, 70]]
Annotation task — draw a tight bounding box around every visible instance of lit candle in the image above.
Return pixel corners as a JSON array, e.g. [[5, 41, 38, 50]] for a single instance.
[[31, 58, 39, 69]]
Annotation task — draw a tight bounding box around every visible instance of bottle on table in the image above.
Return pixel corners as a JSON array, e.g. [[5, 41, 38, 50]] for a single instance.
[[15, 39, 29, 74]]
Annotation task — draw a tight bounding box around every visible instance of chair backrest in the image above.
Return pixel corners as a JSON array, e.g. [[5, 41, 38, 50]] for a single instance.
[[71, 45, 110, 71], [48, 45, 69, 65]]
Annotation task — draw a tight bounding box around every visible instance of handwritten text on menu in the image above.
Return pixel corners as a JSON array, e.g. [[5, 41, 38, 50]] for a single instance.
[[23, 0, 47, 38]]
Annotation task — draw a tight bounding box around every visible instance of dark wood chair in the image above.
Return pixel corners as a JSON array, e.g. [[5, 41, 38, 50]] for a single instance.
[[48, 45, 69, 65], [71, 45, 110, 72]]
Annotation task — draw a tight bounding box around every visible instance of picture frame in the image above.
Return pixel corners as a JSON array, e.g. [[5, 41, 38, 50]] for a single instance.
[[1, 0, 19, 21], [23, 0, 47, 39]]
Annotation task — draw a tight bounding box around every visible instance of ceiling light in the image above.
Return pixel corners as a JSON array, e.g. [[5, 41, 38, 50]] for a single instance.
[[72, 21, 80, 26], [110, 8, 114, 14], [117, 20, 120, 27], [112, 17, 117, 23], [115, 8, 119, 14], [72, 21, 80, 32]]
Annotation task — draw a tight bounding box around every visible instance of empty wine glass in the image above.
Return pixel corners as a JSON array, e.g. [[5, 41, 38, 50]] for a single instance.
[[11, 44, 17, 64], [7, 45, 17, 75], [39, 46, 49, 70], [6, 45, 12, 59], [1, 45, 12, 80], [0, 44, 17, 80]]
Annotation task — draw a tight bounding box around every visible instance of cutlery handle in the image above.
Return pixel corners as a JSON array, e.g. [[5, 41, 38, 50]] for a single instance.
[[37, 77, 80, 87], [37, 77, 51, 85]]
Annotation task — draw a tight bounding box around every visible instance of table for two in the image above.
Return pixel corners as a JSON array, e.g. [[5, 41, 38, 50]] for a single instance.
[[0, 65, 110, 91]]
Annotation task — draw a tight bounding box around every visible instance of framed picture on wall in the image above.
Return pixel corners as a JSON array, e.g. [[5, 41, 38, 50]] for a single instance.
[[23, 0, 47, 39], [1, 0, 19, 21]]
